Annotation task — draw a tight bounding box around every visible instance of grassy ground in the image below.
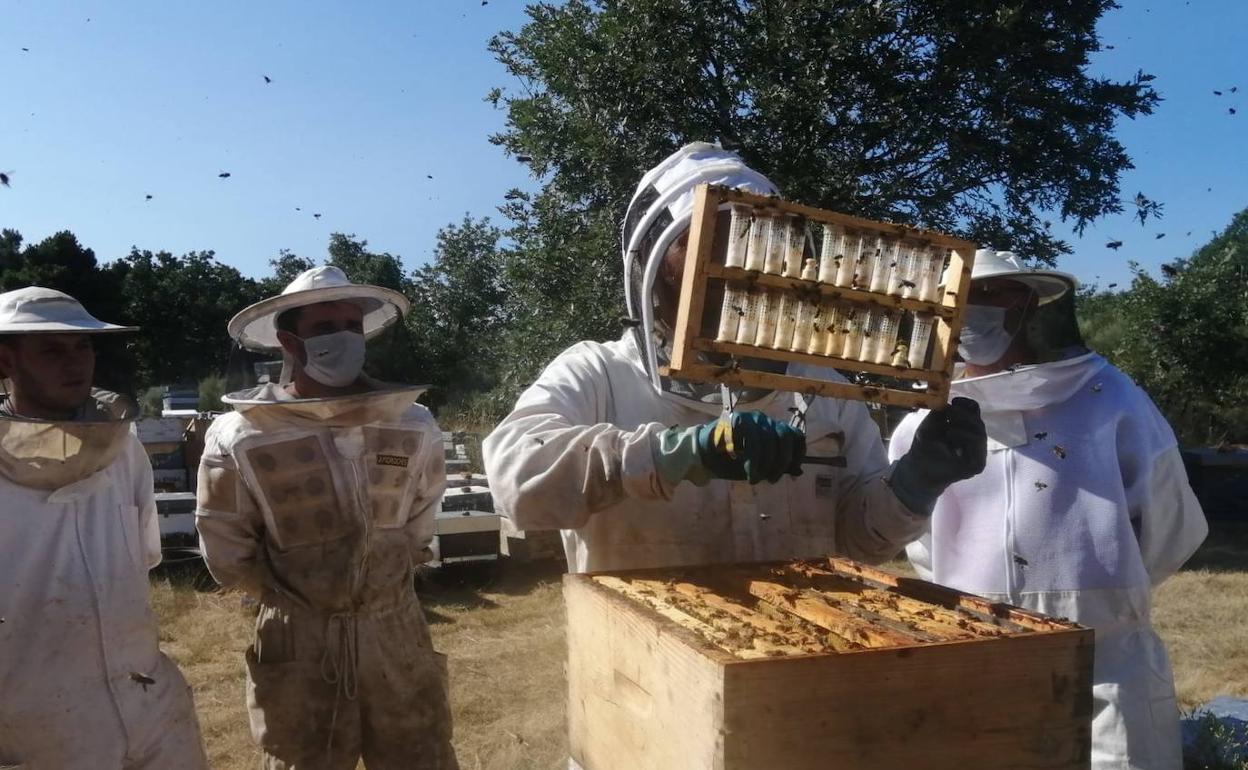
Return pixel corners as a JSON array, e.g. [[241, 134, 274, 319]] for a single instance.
[[151, 524, 1248, 769]]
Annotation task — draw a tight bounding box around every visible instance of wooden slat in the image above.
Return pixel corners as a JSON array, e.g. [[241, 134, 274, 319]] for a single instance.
[[780, 564, 1011, 639], [631, 579, 820, 658], [928, 246, 975, 378], [821, 557, 1077, 633], [703, 264, 959, 319], [661, 362, 947, 410], [707, 185, 980, 253], [745, 579, 931, 648], [593, 576, 775, 659], [692, 338, 948, 385], [669, 184, 721, 373]]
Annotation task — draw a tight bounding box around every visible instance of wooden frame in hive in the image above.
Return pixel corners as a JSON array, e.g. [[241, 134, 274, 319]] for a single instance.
[[566, 557, 1093, 770], [664, 184, 980, 410]]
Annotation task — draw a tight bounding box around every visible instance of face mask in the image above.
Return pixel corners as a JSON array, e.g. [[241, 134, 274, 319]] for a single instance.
[[299, 331, 366, 387], [958, 304, 1015, 366]]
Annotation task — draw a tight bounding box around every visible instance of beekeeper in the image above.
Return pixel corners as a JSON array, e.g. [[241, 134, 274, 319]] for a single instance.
[[195, 267, 458, 769], [0, 287, 207, 769], [889, 250, 1208, 770], [484, 142, 987, 574]]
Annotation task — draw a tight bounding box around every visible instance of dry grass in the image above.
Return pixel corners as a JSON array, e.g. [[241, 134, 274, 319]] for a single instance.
[[1155, 523, 1248, 710], [152, 525, 1248, 768], [150, 562, 569, 770]]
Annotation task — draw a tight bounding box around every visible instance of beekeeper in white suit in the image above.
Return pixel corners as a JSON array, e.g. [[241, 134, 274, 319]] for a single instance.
[[484, 142, 987, 575], [195, 266, 458, 769], [0, 287, 207, 769], [889, 250, 1208, 770]]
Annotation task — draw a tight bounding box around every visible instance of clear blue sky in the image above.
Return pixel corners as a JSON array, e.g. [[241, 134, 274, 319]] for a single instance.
[[3, 1, 1246, 290]]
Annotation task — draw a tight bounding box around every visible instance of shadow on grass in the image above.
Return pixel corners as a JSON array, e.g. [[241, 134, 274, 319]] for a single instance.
[[1183, 522, 1248, 573], [151, 554, 219, 592], [418, 560, 567, 624]]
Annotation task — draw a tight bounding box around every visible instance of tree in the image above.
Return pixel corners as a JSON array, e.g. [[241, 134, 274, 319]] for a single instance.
[[106, 249, 263, 387], [327, 233, 409, 293], [485, 0, 1159, 403], [0, 229, 125, 325], [1108, 209, 1248, 444], [258, 249, 318, 296], [323, 234, 417, 383], [406, 216, 509, 412]]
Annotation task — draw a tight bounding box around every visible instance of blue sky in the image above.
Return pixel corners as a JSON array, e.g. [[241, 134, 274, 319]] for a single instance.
[[2, 1, 1246, 290]]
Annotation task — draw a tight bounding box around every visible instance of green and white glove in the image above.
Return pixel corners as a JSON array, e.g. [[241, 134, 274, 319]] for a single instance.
[[654, 411, 806, 486]]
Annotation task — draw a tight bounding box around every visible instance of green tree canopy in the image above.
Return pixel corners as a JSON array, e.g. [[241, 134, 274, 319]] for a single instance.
[[0, 229, 125, 324], [406, 216, 509, 412], [106, 249, 263, 387], [1108, 209, 1248, 444], [485, 0, 1159, 402]]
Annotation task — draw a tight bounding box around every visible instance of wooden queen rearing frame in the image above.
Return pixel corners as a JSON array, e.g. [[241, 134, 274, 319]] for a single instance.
[[662, 184, 979, 410]]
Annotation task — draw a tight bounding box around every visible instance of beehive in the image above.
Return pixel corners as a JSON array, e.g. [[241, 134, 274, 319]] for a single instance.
[[566, 557, 1092, 770], [664, 184, 979, 410]]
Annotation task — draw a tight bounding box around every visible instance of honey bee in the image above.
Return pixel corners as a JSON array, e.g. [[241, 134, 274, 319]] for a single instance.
[[130, 672, 156, 691]]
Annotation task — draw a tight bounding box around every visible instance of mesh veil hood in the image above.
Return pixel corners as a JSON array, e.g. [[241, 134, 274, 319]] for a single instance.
[[0, 389, 138, 490], [620, 142, 778, 403]]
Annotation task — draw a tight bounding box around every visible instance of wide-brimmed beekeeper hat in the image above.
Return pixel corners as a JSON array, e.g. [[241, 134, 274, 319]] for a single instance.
[[228, 265, 410, 351], [969, 250, 1078, 305], [0, 287, 137, 335]]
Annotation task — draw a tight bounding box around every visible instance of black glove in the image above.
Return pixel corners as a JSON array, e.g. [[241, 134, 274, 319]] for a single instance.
[[888, 397, 987, 515]]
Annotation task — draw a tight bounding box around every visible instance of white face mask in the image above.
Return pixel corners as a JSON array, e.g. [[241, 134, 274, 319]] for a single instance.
[[958, 304, 1015, 366], [299, 331, 366, 387]]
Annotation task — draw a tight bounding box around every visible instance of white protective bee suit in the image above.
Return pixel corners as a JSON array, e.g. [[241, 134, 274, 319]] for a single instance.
[[484, 144, 928, 573], [0, 287, 206, 770], [486, 333, 930, 573], [196, 385, 456, 769], [889, 353, 1208, 770], [195, 267, 457, 770]]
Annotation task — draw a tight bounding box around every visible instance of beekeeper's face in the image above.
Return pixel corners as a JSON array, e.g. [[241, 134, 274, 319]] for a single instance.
[[275, 300, 365, 363], [0, 333, 96, 417], [653, 210, 733, 328]]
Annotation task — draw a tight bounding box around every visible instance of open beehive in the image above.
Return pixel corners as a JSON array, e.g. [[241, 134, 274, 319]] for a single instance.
[[664, 184, 979, 410], [567, 557, 1093, 770]]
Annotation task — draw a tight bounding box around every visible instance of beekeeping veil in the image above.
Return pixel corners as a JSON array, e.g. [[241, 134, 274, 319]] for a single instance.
[[223, 266, 423, 425], [227, 265, 410, 386], [621, 143, 778, 396], [956, 250, 1085, 365], [0, 287, 140, 490]]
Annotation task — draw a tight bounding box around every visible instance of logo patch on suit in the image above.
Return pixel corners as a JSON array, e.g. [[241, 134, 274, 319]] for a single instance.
[[376, 454, 409, 468], [814, 474, 835, 499]]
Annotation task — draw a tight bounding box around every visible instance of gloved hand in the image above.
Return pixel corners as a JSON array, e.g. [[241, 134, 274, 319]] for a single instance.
[[888, 397, 987, 516], [654, 411, 806, 487]]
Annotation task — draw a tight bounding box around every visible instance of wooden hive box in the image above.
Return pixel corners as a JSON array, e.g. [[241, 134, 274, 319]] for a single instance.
[[566, 557, 1093, 770]]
